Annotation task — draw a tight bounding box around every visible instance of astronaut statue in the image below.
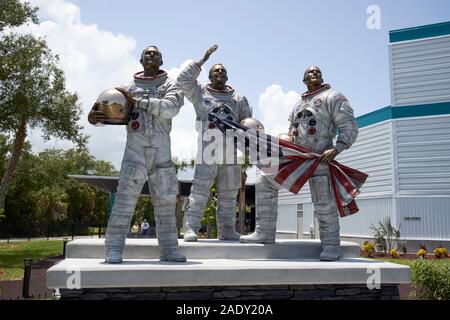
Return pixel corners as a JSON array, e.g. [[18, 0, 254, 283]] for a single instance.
[[88, 46, 186, 263], [177, 45, 252, 242], [240, 66, 358, 261]]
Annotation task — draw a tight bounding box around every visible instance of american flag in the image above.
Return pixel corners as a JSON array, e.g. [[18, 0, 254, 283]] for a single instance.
[[209, 113, 368, 218]]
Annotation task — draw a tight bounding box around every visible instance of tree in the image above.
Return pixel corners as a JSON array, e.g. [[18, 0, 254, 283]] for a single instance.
[[0, 0, 38, 32], [0, 32, 86, 213]]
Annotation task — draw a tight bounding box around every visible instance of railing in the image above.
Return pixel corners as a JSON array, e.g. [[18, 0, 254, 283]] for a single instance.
[[0, 221, 107, 241]]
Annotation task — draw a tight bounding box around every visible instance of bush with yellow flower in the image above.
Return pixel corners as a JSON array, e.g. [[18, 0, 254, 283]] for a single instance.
[[433, 246, 448, 259], [389, 249, 400, 259], [416, 245, 427, 259], [362, 241, 375, 257]]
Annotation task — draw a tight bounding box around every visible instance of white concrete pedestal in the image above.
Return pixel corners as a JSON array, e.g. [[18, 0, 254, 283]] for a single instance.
[[46, 239, 410, 300]]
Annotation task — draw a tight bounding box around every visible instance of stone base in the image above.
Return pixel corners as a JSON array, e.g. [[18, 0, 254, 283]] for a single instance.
[[59, 284, 400, 300], [47, 239, 410, 301]]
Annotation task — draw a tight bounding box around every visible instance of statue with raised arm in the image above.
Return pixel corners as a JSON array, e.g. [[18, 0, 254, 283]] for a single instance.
[[177, 45, 252, 242], [88, 46, 186, 263]]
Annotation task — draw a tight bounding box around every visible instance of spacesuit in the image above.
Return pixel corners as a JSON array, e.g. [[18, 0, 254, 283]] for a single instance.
[[177, 61, 252, 242], [240, 81, 358, 261], [103, 70, 185, 263]]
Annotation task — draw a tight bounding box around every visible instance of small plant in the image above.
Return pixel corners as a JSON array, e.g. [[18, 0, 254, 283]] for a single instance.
[[362, 241, 375, 257], [370, 217, 401, 254], [416, 244, 427, 259], [389, 249, 400, 259], [434, 246, 448, 259], [398, 242, 408, 256], [411, 259, 450, 300]]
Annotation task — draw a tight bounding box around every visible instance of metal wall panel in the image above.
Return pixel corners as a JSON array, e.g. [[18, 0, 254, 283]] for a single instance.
[[395, 115, 450, 195], [397, 197, 450, 240], [390, 35, 450, 106], [335, 121, 393, 197], [340, 197, 393, 238], [277, 204, 298, 234]]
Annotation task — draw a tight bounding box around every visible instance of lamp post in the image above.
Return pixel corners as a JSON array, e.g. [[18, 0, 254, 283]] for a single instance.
[[22, 258, 33, 298], [63, 238, 69, 258]]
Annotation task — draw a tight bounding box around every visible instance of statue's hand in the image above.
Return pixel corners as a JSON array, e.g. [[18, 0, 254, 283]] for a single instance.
[[115, 87, 136, 105], [319, 148, 338, 163], [88, 103, 107, 124], [202, 44, 218, 63]]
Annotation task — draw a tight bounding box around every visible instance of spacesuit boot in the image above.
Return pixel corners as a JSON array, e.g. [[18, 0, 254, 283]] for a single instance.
[[105, 176, 142, 264], [317, 209, 341, 261], [183, 164, 216, 242], [240, 175, 278, 244], [183, 226, 199, 242], [309, 174, 341, 261], [152, 167, 186, 262], [216, 195, 241, 241], [156, 212, 186, 262], [105, 237, 125, 264]]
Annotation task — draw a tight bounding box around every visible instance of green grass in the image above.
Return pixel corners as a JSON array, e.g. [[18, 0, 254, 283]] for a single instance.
[[0, 240, 63, 281]]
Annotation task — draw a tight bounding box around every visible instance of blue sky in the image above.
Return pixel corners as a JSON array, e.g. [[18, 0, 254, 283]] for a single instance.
[[24, 0, 450, 167], [69, 0, 450, 116]]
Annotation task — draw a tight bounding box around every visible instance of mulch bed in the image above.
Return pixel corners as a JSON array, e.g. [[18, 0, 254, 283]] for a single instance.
[[0, 255, 63, 300]]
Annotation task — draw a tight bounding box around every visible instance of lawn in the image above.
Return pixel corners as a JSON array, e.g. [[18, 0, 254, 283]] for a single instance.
[[0, 240, 63, 281]]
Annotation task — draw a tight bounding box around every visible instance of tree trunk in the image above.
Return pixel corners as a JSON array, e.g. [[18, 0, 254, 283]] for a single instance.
[[175, 193, 184, 238], [238, 171, 247, 234], [0, 120, 27, 212]]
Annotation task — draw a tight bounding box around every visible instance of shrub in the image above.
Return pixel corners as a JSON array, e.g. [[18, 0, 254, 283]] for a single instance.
[[416, 248, 427, 259], [362, 241, 375, 257], [434, 246, 448, 259], [389, 249, 400, 259], [411, 259, 450, 300], [398, 242, 408, 256]]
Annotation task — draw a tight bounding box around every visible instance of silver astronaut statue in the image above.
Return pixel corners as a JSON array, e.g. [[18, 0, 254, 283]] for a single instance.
[[177, 45, 252, 242], [88, 46, 186, 263], [240, 66, 358, 261]]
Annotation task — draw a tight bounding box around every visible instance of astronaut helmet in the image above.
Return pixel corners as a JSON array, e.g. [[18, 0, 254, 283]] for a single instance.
[[240, 118, 265, 133], [95, 88, 132, 125], [278, 133, 292, 142]]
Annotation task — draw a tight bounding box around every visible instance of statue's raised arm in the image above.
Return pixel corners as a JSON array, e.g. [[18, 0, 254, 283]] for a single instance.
[[197, 44, 218, 66]]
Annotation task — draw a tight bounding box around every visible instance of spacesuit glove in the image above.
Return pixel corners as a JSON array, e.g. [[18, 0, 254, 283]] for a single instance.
[[136, 98, 155, 113]]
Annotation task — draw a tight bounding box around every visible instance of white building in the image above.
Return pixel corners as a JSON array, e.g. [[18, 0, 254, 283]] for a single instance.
[[276, 21, 450, 247]]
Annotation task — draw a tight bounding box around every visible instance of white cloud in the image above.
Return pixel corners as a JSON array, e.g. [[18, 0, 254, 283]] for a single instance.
[[257, 84, 300, 137]]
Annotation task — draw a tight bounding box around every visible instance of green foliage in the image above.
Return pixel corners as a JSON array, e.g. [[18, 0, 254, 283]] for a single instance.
[[0, 240, 63, 281], [1, 145, 116, 226], [201, 184, 217, 238], [370, 216, 402, 254], [0, 33, 86, 146], [0, 6, 87, 212], [411, 259, 450, 300], [134, 196, 155, 227], [0, 0, 38, 31]]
